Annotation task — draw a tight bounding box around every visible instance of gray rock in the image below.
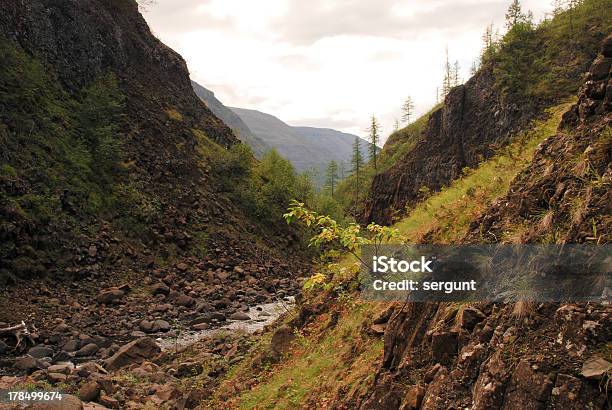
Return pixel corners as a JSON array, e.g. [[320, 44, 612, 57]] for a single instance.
[[28, 345, 53, 359], [76, 343, 99, 357], [152, 319, 171, 332], [229, 312, 250, 321], [62, 339, 80, 352], [14, 355, 47, 372]]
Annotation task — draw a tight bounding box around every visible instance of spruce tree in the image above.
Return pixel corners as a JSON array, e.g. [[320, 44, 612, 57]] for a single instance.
[[442, 47, 453, 98], [325, 160, 339, 197], [401, 96, 415, 124], [367, 115, 380, 171], [351, 137, 363, 199]]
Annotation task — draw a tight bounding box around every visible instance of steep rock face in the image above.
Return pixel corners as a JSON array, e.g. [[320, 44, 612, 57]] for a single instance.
[[465, 35, 611, 244], [191, 80, 270, 157], [363, 68, 539, 225], [359, 36, 611, 410], [0, 0, 300, 281]]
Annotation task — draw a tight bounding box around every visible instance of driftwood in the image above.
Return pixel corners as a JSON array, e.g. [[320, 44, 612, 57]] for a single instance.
[[0, 321, 35, 350]]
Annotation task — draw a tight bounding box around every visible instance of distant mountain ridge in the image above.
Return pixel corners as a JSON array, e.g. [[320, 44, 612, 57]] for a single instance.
[[190, 82, 369, 184], [191, 81, 270, 157]]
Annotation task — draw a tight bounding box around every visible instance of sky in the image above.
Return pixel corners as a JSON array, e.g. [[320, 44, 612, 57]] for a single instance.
[[143, 0, 553, 143]]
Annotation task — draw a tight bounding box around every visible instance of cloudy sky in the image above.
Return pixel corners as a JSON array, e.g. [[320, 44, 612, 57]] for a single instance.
[[143, 0, 553, 143]]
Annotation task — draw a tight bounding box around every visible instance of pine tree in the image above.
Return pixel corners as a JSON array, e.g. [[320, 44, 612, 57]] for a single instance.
[[325, 161, 339, 197], [442, 47, 453, 98], [401, 96, 415, 124], [470, 59, 479, 76], [367, 115, 380, 171], [453, 61, 461, 86], [505, 0, 526, 29], [351, 137, 363, 199], [481, 23, 496, 63], [393, 119, 400, 132]]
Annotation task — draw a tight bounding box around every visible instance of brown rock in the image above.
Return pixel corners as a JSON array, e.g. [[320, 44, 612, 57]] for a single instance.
[[78, 380, 100, 402], [96, 289, 124, 305], [229, 312, 250, 321], [590, 56, 611, 81], [47, 363, 74, 374], [47, 372, 68, 383], [270, 326, 295, 360], [25, 394, 83, 409], [431, 331, 458, 364], [400, 385, 426, 410], [98, 395, 119, 409], [502, 360, 553, 409], [104, 337, 161, 371]]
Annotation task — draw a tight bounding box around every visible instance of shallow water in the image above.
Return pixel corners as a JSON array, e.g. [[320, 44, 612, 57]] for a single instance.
[[156, 296, 295, 351]]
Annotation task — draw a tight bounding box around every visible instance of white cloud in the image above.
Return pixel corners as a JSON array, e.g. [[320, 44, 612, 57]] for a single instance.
[[143, 0, 553, 143]]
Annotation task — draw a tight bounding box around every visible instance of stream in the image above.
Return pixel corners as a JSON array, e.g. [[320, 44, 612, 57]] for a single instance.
[[156, 296, 295, 351]]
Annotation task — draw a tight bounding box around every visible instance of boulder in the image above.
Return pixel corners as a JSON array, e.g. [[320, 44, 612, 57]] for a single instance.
[[25, 394, 83, 409], [151, 282, 170, 296], [78, 380, 100, 402], [503, 360, 553, 409], [47, 363, 74, 374], [269, 326, 295, 360], [76, 343, 99, 357], [104, 337, 161, 371], [229, 312, 250, 321], [431, 332, 458, 364], [151, 319, 171, 332], [14, 356, 47, 372], [98, 395, 119, 409], [96, 288, 124, 305], [400, 385, 426, 410], [47, 372, 68, 383], [27, 345, 53, 359], [177, 362, 204, 378]]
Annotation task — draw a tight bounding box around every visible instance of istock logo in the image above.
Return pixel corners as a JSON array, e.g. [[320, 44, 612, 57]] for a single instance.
[[372, 255, 433, 273]]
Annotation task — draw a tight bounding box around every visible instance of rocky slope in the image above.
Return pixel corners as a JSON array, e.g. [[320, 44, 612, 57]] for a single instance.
[[362, 7, 609, 225], [191, 80, 271, 157], [0, 0, 309, 384], [359, 35, 611, 410]]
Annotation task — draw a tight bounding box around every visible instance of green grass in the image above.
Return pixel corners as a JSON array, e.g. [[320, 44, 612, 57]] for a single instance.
[[214, 304, 382, 409], [394, 101, 573, 244]]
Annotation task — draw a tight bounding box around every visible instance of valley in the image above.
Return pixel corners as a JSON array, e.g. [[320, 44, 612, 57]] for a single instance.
[[0, 0, 610, 409]]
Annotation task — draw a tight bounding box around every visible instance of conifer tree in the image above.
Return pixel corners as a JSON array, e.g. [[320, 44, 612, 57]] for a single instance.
[[505, 0, 526, 29], [453, 60, 461, 86], [325, 160, 339, 197], [351, 137, 363, 199], [442, 47, 453, 97], [367, 115, 380, 171], [401, 96, 415, 124]]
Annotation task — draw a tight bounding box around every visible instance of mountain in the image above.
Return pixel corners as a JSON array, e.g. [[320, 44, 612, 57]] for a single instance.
[[230, 107, 370, 184], [0, 0, 309, 304], [191, 80, 270, 157]]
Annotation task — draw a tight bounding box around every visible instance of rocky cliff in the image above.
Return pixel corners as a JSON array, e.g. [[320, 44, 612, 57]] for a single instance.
[[362, 11, 608, 225], [0, 0, 305, 282], [360, 35, 611, 410]]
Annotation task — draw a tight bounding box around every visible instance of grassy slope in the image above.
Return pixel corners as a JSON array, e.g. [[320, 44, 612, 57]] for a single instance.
[[206, 100, 573, 409]]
